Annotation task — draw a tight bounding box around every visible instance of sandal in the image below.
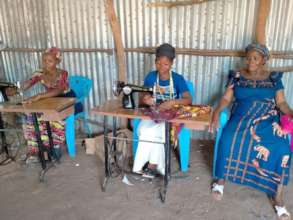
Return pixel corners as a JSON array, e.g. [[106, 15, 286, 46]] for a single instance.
[[275, 205, 291, 220], [211, 183, 224, 201]]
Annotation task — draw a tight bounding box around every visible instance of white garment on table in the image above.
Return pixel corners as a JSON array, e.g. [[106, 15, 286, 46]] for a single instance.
[[132, 120, 165, 175]]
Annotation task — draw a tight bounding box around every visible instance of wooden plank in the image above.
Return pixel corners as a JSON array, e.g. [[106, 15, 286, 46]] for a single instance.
[[3, 47, 293, 60], [0, 97, 75, 120]]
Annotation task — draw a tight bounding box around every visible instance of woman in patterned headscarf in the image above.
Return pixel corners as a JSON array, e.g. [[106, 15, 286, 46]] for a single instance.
[[210, 43, 293, 220], [21, 47, 81, 162]]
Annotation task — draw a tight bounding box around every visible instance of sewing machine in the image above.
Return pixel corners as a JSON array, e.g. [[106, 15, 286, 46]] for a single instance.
[[113, 81, 153, 109], [0, 81, 17, 102]]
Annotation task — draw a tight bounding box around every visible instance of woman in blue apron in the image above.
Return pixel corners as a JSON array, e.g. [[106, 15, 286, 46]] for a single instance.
[[132, 43, 192, 178]]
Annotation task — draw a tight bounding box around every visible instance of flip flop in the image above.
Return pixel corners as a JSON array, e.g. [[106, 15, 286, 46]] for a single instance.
[[211, 183, 224, 201], [275, 205, 291, 220]]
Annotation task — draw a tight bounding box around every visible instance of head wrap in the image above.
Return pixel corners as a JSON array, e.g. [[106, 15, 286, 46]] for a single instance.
[[245, 43, 270, 61], [155, 43, 175, 61], [44, 47, 62, 62]]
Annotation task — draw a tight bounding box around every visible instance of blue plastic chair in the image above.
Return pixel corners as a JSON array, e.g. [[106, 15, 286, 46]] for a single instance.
[[132, 80, 196, 172], [65, 75, 93, 157], [212, 109, 292, 178]]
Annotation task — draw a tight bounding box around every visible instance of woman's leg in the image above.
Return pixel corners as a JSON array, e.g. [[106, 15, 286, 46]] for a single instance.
[[132, 120, 165, 174], [272, 185, 290, 220], [148, 141, 165, 175], [274, 185, 285, 206], [49, 120, 65, 159], [24, 114, 43, 161]]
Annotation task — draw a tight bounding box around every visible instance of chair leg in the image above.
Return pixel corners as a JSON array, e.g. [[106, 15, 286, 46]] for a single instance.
[[213, 128, 223, 178], [178, 127, 191, 172], [65, 114, 76, 158], [132, 118, 140, 157]]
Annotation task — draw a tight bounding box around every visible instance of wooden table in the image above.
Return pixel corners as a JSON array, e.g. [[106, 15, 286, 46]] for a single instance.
[[0, 97, 75, 121], [91, 99, 210, 202], [0, 97, 75, 181]]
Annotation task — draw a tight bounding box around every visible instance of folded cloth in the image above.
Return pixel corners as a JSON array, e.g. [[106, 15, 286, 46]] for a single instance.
[[142, 104, 211, 122], [142, 106, 178, 122], [280, 114, 293, 151]]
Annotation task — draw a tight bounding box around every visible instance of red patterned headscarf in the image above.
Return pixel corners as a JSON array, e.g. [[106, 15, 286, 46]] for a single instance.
[[44, 47, 62, 63]]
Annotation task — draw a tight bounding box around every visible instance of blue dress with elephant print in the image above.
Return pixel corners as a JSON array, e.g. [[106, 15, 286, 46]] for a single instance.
[[215, 71, 291, 196]]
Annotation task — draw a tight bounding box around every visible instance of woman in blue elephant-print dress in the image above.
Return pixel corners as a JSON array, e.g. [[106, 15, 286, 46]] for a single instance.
[[210, 43, 293, 220]]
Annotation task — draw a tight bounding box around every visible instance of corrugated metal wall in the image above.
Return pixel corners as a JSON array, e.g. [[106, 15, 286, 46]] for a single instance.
[[0, 0, 292, 138]]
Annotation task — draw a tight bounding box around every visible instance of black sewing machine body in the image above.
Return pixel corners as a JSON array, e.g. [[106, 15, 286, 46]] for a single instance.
[[0, 81, 17, 102], [113, 81, 153, 109]]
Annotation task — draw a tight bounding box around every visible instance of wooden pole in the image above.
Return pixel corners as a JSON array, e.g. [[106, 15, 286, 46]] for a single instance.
[[255, 0, 271, 44], [2, 47, 293, 60], [1, 48, 113, 53], [105, 0, 126, 81], [147, 0, 212, 8]]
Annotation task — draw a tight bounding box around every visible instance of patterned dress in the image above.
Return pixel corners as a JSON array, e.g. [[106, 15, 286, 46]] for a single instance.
[[215, 71, 291, 196], [24, 69, 70, 155]]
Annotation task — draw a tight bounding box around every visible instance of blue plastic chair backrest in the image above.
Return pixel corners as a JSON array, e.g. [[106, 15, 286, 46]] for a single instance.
[[185, 80, 196, 104], [69, 75, 93, 103]]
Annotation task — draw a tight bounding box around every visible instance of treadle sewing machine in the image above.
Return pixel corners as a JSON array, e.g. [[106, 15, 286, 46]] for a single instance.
[[112, 81, 154, 109], [91, 99, 211, 203]]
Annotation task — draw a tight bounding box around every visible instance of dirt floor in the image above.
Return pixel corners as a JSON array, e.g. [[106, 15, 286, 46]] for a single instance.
[[0, 136, 293, 220]]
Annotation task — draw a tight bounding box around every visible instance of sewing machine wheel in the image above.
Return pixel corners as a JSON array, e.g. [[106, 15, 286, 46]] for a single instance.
[[0, 128, 24, 161], [0, 115, 26, 164]]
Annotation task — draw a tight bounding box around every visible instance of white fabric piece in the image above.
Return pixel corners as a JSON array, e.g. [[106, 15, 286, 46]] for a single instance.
[[132, 120, 165, 175]]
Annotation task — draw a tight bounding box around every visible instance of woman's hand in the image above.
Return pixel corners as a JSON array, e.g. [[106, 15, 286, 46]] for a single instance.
[[209, 109, 219, 133], [158, 100, 174, 110], [22, 94, 42, 104], [142, 94, 155, 106]]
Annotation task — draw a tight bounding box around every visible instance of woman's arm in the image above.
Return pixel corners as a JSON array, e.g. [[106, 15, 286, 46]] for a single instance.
[[22, 71, 44, 91], [210, 86, 234, 130], [275, 90, 293, 115], [4, 77, 37, 97], [22, 79, 35, 91], [158, 91, 192, 110]]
